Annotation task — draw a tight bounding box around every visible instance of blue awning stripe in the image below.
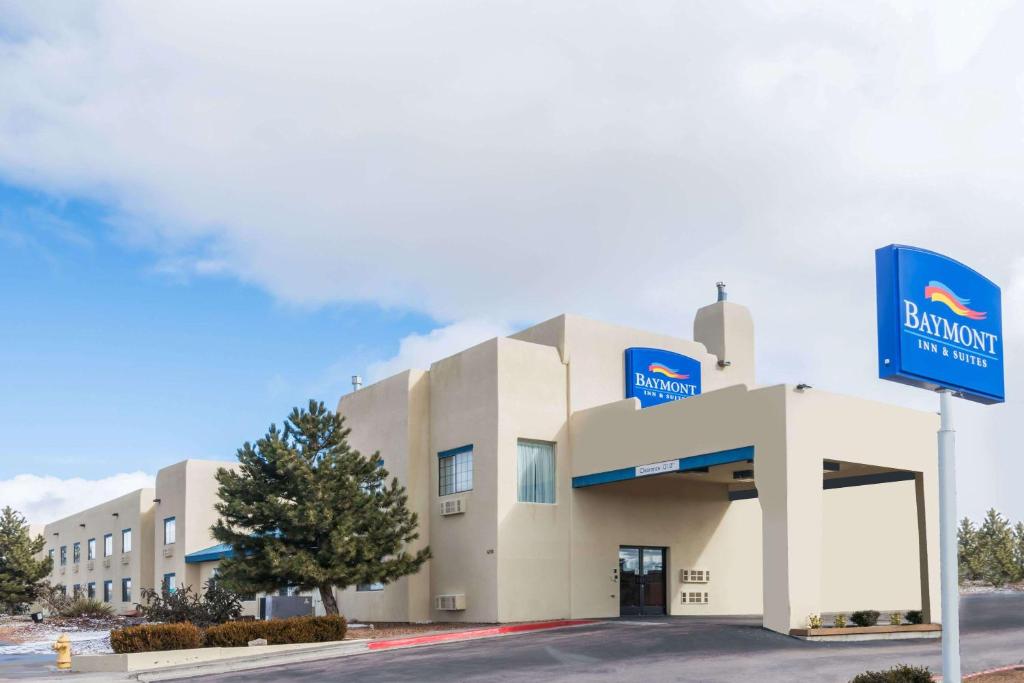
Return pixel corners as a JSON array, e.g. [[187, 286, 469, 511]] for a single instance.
[[571, 445, 755, 489]]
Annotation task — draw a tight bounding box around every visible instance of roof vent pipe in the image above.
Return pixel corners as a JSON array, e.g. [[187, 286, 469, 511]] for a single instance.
[[351, 375, 363, 392], [716, 282, 727, 302]]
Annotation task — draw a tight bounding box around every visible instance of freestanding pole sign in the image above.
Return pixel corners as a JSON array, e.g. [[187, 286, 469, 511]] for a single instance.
[[875, 245, 1005, 683]]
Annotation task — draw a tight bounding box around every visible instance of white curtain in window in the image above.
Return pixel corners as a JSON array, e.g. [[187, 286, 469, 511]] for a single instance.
[[517, 441, 555, 503]]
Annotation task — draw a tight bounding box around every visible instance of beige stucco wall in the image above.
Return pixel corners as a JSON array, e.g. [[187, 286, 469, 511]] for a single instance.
[[335, 369, 432, 623], [571, 477, 764, 618], [43, 488, 155, 614], [495, 337, 570, 622], [426, 338, 501, 622], [153, 459, 237, 593]]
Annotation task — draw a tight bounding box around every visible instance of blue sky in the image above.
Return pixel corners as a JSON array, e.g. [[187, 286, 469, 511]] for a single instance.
[[0, 182, 435, 479]]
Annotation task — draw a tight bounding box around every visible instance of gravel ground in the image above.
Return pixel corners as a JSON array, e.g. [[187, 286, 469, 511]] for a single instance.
[[0, 615, 125, 656]]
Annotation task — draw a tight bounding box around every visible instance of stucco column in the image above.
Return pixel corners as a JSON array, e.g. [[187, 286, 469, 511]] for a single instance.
[[756, 431, 824, 634]]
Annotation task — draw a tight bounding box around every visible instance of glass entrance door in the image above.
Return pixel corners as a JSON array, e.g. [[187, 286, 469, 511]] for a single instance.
[[618, 546, 667, 616]]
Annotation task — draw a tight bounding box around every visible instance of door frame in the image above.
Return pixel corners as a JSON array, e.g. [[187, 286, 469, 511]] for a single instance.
[[618, 545, 668, 617]]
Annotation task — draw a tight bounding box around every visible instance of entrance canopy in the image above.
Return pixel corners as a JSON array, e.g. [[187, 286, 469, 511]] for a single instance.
[[569, 382, 941, 634]]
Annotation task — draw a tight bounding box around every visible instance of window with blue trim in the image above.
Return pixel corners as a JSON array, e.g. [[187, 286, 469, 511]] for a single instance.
[[438, 446, 472, 496], [163, 573, 176, 593], [122, 577, 132, 602], [164, 517, 176, 544]]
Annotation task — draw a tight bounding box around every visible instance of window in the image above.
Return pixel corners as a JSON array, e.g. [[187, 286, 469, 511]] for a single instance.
[[72, 542, 81, 563], [122, 528, 132, 553], [60, 546, 66, 566], [517, 440, 556, 504], [103, 534, 113, 557], [87, 538, 96, 560], [48, 549, 55, 563], [438, 445, 473, 496], [73, 584, 81, 598], [103, 580, 113, 603], [356, 583, 385, 592], [163, 573, 176, 593], [87, 582, 96, 599], [122, 578, 132, 603], [58, 585, 66, 597], [164, 517, 176, 545]]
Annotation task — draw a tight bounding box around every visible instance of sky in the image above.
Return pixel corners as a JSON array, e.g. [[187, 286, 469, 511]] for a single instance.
[[0, 1, 1022, 525]]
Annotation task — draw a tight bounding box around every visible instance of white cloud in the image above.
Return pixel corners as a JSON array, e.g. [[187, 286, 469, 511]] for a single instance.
[[1, 2, 1024, 519], [0, 471, 155, 526], [365, 319, 512, 383]]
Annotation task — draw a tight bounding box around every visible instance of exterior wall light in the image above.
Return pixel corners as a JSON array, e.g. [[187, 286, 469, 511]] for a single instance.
[[796, 384, 812, 391]]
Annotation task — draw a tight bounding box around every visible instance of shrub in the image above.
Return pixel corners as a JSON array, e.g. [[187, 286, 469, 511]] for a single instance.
[[889, 612, 902, 626], [807, 614, 822, 629], [39, 585, 72, 615], [904, 610, 923, 625], [833, 614, 847, 628], [204, 615, 347, 647], [138, 580, 242, 627], [110, 623, 203, 654], [849, 664, 932, 682], [60, 598, 114, 618], [850, 610, 880, 627]]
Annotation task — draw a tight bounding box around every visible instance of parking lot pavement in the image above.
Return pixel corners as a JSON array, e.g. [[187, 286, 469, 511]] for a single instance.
[[175, 593, 1024, 683]]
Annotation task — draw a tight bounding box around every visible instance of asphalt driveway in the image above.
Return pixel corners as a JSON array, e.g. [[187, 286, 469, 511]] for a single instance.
[[179, 593, 1024, 683]]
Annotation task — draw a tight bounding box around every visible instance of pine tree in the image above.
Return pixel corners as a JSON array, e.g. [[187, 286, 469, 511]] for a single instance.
[[975, 508, 1017, 587], [211, 400, 430, 615], [1013, 521, 1024, 584], [0, 506, 53, 612], [958, 517, 979, 583]]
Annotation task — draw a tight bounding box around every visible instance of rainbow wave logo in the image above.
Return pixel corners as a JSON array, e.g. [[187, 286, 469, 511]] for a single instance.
[[647, 363, 689, 380], [924, 280, 987, 321]]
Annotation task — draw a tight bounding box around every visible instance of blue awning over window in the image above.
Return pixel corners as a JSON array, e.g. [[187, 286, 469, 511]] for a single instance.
[[184, 543, 234, 564]]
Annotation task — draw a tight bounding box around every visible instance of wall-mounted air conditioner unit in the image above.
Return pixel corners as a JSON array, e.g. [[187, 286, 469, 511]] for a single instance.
[[72, 565, 79, 574], [680, 569, 710, 583], [435, 594, 466, 611], [682, 591, 709, 605], [102, 558, 111, 568], [87, 560, 94, 571], [163, 547, 174, 558], [440, 497, 466, 516], [120, 554, 130, 565]]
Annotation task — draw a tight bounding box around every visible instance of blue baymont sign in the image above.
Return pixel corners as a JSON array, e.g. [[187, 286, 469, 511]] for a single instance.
[[625, 347, 702, 408], [876, 244, 1005, 404]]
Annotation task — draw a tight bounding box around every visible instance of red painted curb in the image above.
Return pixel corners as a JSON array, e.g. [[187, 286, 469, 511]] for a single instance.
[[366, 619, 595, 650]]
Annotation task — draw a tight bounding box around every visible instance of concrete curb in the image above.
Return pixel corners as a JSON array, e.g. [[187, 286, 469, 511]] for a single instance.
[[134, 641, 370, 682], [132, 619, 596, 681]]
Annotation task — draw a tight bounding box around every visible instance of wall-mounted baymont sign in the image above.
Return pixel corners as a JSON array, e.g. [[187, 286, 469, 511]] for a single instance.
[[625, 347, 702, 408], [876, 244, 1005, 404]]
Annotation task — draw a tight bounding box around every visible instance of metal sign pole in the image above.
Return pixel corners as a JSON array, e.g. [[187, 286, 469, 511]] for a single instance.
[[938, 388, 961, 682]]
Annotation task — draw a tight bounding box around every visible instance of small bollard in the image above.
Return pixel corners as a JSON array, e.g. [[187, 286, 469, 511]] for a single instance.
[[52, 634, 71, 670]]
